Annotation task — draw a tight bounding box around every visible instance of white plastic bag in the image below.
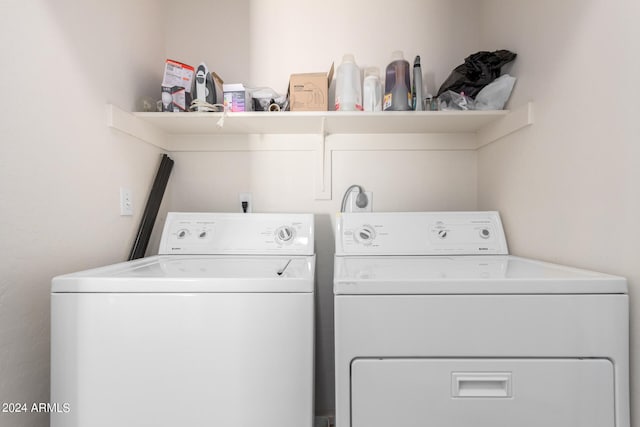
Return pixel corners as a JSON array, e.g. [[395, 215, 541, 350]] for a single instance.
[[474, 74, 516, 110]]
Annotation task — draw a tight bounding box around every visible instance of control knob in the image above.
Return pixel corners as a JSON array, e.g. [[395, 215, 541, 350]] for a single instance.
[[355, 225, 376, 245], [275, 226, 295, 245]]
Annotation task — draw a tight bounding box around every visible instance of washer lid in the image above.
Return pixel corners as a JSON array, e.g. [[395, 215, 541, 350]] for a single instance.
[[52, 255, 315, 293], [334, 255, 627, 294]]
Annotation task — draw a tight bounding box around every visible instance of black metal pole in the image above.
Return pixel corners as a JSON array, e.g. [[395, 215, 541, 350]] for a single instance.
[[128, 154, 174, 260]]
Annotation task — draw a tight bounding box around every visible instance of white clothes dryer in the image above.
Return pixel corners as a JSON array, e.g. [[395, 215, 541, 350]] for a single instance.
[[51, 213, 315, 427], [334, 211, 629, 427]]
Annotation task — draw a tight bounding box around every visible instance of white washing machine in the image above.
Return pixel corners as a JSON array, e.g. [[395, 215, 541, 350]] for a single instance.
[[51, 212, 315, 427], [334, 211, 629, 427]]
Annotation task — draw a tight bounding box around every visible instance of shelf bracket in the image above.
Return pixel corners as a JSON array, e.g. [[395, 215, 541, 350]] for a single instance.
[[477, 102, 534, 148], [106, 104, 168, 149], [314, 116, 332, 200]]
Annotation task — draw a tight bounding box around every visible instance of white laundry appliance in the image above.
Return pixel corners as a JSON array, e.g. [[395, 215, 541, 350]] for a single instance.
[[334, 211, 629, 427], [51, 212, 315, 427]]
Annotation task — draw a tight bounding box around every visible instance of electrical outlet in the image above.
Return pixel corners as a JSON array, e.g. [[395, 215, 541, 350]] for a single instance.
[[239, 192, 252, 213], [120, 188, 133, 216], [347, 190, 373, 212]]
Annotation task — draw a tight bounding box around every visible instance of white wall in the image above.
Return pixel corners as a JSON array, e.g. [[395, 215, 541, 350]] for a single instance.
[[249, 0, 482, 96], [163, 0, 251, 84], [0, 2, 166, 426], [479, 0, 639, 425], [163, 0, 483, 415]]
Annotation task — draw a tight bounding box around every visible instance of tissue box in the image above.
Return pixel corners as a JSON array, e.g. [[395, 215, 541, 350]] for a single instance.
[[223, 83, 252, 112]]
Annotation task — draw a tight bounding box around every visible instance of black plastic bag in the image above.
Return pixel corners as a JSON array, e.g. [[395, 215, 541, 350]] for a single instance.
[[437, 50, 516, 98]]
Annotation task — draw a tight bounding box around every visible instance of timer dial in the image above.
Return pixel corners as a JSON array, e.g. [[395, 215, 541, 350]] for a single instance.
[[275, 226, 295, 245], [354, 225, 376, 245]]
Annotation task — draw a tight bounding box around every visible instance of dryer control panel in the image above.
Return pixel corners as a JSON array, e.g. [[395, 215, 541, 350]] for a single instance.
[[336, 211, 508, 256], [159, 212, 314, 255]]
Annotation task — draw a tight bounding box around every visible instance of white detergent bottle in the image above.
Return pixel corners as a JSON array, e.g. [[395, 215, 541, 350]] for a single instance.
[[335, 54, 362, 111], [363, 67, 382, 112]]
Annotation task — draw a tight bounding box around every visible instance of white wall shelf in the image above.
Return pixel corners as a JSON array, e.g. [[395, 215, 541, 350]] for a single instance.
[[134, 109, 509, 135], [106, 102, 533, 199]]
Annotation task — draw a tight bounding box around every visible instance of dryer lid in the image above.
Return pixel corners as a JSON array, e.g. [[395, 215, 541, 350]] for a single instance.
[[333, 255, 627, 294], [52, 255, 315, 293]]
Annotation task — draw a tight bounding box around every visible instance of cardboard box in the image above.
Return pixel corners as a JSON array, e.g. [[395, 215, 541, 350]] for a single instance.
[[223, 83, 252, 112], [289, 63, 334, 111]]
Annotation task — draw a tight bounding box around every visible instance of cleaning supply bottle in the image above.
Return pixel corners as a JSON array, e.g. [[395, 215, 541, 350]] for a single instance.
[[383, 51, 411, 111], [412, 55, 424, 111], [335, 54, 362, 111], [363, 67, 382, 112]]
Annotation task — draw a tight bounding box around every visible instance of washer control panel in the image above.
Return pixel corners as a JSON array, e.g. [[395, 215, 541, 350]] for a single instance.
[[336, 211, 508, 256], [159, 212, 314, 255]]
